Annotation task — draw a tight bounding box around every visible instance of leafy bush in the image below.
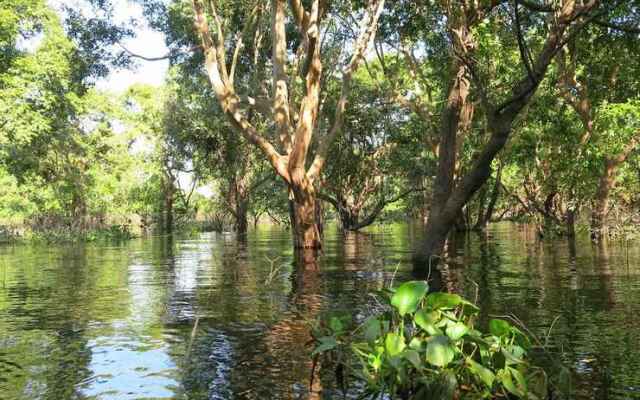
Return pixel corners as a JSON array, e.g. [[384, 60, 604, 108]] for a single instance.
[[313, 281, 550, 399]]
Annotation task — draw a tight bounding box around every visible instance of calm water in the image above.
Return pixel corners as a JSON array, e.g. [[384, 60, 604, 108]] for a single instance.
[[1, 223, 639, 399]]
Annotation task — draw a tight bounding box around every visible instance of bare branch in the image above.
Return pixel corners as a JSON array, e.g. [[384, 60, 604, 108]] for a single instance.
[[191, 0, 290, 182], [116, 41, 198, 61], [272, 0, 292, 154], [308, 0, 386, 180]]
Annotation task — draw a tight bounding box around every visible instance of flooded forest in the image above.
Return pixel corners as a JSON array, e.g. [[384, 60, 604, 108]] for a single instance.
[[1, 0, 640, 399]]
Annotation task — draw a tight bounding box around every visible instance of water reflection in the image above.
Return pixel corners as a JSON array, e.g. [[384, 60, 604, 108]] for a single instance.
[[0, 223, 639, 399]]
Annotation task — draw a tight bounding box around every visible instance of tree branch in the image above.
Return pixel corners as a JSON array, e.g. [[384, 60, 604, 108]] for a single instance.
[[191, 0, 290, 182], [307, 0, 386, 180]]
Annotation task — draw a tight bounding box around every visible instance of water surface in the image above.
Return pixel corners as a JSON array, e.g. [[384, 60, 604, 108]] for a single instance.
[[1, 223, 639, 399]]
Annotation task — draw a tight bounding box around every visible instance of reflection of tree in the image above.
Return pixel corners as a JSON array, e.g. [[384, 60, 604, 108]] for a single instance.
[[463, 224, 640, 399], [0, 246, 113, 399]]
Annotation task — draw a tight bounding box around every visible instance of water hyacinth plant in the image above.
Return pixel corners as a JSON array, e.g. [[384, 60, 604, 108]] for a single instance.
[[312, 281, 550, 399]]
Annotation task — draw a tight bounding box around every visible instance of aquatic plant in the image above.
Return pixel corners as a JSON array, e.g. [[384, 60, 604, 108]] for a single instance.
[[312, 281, 549, 399]]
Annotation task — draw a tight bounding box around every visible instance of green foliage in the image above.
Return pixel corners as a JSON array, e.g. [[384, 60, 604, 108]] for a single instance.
[[313, 281, 550, 399], [29, 223, 133, 243]]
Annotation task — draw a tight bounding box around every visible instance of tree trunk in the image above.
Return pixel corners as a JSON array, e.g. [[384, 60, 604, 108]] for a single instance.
[[566, 208, 576, 239], [416, 117, 513, 270], [482, 165, 502, 226], [339, 208, 359, 231], [474, 185, 488, 229], [288, 186, 322, 265], [71, 191, 87, 230], [417, 59, 470, 264], [235, 200, 248, 237], [591, 160, 615, 239], [164, 189, 174, 233], [591, 134, 639, 240], [430, 61, 469, 220]]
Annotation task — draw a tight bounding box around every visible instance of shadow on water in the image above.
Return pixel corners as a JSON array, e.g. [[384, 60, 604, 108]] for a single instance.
[[1, 223, 640, 399]]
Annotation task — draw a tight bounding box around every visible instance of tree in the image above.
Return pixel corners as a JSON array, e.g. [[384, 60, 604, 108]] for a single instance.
[[189, 0, 385, 263], [555, 22, 640, 238], [410, 1, 611, 270], [122, 84, 197, 233], [162, 71, 272, 236], [319, 67, 425, 231]]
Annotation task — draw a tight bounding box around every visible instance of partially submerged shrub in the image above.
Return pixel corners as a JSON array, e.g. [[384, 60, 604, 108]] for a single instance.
[[312, 281, 549, 399]]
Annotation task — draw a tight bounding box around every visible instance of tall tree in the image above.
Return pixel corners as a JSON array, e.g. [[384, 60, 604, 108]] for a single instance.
[[189, 0, 385, 263], [413, 1, 611, 270]]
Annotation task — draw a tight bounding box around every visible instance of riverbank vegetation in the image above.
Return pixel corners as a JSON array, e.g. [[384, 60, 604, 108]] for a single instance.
[[1, 2, 638, 244], [2, 0, 639, 397], [3, 0, 639, 253]]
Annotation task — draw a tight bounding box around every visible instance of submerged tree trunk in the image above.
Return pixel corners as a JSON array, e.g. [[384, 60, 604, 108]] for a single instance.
[[566, 208, 576, 239], [71, 190, 88, 230], [419, 56, 471, 262], [288, 186, 322, 265], [474, 164, 502, 230], [164, 187, 174, 233], [591, 137, 639, 240], [235, 200, 248, 237]]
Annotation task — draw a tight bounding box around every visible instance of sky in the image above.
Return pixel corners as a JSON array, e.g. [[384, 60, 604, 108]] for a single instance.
[[96, 0, 169, 92], [50, 0, 170, 93]]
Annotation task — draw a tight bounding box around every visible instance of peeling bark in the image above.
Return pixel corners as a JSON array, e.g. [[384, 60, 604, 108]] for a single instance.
[[191, 0, 385, 263]]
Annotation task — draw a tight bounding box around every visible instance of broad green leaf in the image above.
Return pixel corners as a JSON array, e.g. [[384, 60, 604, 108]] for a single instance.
[[509, 367, 528, 393], [502, 348, 525, 365], [391, 281, 429, 316], [425, 335, 455, 367], [498, 369, 525, 397], [415, 309, 442, 335], [403, 349, 422, 370], [446, 322, 469, 341], [385, 332, 406, 357], [409, 337, 424, 350], [489, 318, 511, 337], [425, 292, 463, 309], [466, 358, 496, 387]]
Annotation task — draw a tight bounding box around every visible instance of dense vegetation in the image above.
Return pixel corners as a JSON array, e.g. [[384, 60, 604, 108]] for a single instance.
[[5, 0, 640, 256], [2, 1, 639, 398], [1, 2, 639, 259], [313, 281, 557, 399]]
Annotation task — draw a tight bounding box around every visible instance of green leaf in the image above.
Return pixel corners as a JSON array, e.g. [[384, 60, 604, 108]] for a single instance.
[[498, 369, 525, 397], [466, 358, 496, 387], [509, 367, 528, 393], [489, 318, 511, 337], [409, 337, 424, 350], [446, 322, 469, 341], [329, 316, 344, 333], [313, 336, 337, 355], [425, 292, 463, 310], [415, 309, 442, 335], [502, 348, 525, 365], [425, 335, 455, 367], [385, 332, 406, 357], [391, 281, 429, 316], [403, 349, 422, 370]]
